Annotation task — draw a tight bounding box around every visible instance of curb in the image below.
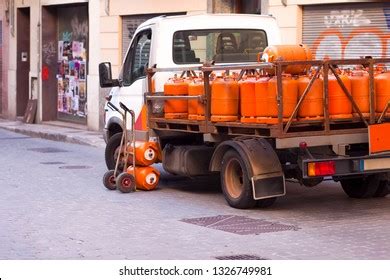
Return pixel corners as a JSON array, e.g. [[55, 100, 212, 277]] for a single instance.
[[0, 121, 105, 148]]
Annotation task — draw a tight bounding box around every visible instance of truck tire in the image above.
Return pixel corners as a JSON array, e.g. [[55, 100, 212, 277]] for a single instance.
[[340, 175, 380, 198], [221, 149, 257, 209], [374, 180, 390, 197], [105, 132, 123, 170]]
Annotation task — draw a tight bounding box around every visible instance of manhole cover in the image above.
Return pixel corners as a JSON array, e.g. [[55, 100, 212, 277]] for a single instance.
[[215, 254, 267, 260], [28, 147, 68, 153], [181, 215, 299, 235], [40, 161, 66, 165], [59, 165, 92, 169], [0, 136, 30, 140]]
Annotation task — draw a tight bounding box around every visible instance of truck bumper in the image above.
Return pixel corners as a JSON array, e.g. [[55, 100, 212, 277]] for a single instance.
[[302, 154, 390, 179]]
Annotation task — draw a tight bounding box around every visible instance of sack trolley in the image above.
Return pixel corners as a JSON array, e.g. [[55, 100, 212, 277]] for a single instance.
[[102, 101, 137, 193]]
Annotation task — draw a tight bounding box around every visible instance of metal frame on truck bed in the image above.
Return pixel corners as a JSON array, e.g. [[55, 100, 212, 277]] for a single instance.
[[145, 58, 390, 143]]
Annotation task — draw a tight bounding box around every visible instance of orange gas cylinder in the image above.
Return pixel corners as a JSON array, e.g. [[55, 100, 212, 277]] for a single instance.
[[328, 73, 352, 119], [164, 75, 188, 119], [297, 75, 323, 119], [188, 77, 204, 120], [239, 76, 257, 123], [126, 165, 160, 191], [350, 69, 370, 117], [255, 76, 270, 123], [211, 76, 239, 122], [267, 75, 298, 123], [375, 71, 390, 116], [261, 44, 312, 75], [126, 141, 160, 166]]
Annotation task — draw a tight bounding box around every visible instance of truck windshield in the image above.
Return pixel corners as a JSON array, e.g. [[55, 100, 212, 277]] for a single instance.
[[173, 29, 267, 64]]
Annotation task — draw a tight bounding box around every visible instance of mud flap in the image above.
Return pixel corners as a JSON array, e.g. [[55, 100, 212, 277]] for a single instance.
[[251, 173, 286, 200]]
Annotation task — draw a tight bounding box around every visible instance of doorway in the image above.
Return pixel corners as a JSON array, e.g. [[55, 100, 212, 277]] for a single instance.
[[16, 8, 30, 116]]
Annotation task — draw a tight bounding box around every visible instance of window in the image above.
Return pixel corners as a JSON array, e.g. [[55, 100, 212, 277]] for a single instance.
[[173, 29, 267, 64], [121, 29, 151, 86]]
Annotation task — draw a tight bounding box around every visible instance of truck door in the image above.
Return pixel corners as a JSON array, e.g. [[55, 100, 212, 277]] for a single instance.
[[114, 28, 152, 132]]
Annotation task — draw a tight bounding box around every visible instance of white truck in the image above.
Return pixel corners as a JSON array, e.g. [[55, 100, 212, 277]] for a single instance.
[[99, 13, 390, 209]]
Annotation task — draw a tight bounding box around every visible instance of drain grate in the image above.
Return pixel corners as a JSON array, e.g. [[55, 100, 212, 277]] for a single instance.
[[28, 147, 68, 153], [181, 215, 299, 235], [215, 254, 267, 260], [40, 161, 66, 165], [59, 165, 92, 169], [0, 137, 31, 140]]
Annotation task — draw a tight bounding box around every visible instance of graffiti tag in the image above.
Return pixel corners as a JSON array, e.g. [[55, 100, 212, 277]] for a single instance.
[[325, 10, 371, 28], [42, 42, 56, 64]]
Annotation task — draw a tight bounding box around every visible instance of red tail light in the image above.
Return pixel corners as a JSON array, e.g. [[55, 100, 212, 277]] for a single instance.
[[308, 161, 336, 176]]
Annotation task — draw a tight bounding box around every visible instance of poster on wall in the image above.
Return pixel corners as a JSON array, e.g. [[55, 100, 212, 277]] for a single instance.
[[57, 39, 87, 119]]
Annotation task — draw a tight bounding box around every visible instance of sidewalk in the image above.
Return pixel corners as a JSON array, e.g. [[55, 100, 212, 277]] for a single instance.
[[0, 119, 106, 148]]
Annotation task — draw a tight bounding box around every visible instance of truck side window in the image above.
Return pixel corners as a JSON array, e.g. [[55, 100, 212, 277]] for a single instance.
[[122, 29, 152, 86]]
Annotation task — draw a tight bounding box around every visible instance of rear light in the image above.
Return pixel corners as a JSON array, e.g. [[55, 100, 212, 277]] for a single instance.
[[307, 161, 336, 177], [105, 95, 112, 101]]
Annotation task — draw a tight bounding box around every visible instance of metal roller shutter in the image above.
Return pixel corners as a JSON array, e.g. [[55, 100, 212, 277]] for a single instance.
[[121, 12, 186, 62], [303, 2, 390, 60]]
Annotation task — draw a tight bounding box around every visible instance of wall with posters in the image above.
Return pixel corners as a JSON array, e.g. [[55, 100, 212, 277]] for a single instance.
[[56, 5, 88, 124]]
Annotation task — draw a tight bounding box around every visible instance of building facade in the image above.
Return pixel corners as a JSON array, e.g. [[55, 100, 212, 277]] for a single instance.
[[3, 0, 387, 131]]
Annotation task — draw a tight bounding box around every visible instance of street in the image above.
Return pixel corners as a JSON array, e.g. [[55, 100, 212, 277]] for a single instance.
[[1, 128, 390, 260]]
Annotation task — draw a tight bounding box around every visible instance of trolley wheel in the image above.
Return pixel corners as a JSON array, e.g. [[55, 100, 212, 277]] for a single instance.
[[221, 149, 256, 209], [340, 175, 380, 198], [102, 170, 118, 190], [116, 172, 136, 193], [374, 180, 390, 197]]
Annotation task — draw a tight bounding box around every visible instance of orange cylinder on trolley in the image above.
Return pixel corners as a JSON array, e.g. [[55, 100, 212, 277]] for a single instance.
[[328, 73, 352, 119], [126, 165, 160, 191], [126, 141, 160, 166], [297, 75, 324, 119], [211, 76, 239, 122], [239, 76, 257, 123], [188, 77, 204, 120], [255, 76, 270, 123], [164, 75, 188, 119], [350, 69, 370, 117], [261, 44, 312, 75], [375, 71, 390, 116], [267, 75, 298, 123]]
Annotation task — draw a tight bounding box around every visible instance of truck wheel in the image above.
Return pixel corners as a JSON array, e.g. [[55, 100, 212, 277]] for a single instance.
[[105, 132, 123, 170], [374, 180, 390, 197], [221, 149, 256, 209], [340, 175, 379, 198]]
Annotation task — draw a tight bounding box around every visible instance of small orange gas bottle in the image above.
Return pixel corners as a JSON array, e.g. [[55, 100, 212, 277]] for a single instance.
[[328, 72, 352, 119], [164, 75, 189, 119], [267, 75, 298, 123], [127, 165, 160, 191], [375, 71, 390, 116], [211, 75, 239, 122], [239, 76, 257, 123], [297, 75, 324, 119], [126, 141, 160, 166], [188, 76, 204, 120], [350, 67, 370, 117], [255, 76, 270, 123]]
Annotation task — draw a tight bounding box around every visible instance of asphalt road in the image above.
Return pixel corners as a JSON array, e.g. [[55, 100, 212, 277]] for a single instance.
[[1, 128, 390, 260]]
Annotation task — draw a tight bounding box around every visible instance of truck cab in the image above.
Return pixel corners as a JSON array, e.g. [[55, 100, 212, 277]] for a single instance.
[[100, 13, 281, 169]]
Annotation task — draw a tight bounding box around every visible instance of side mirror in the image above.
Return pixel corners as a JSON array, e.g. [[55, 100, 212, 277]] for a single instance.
[[99, 62, 120, 88]]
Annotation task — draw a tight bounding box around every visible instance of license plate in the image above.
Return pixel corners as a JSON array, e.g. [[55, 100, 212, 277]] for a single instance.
[[362, 157, 390, 171]]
